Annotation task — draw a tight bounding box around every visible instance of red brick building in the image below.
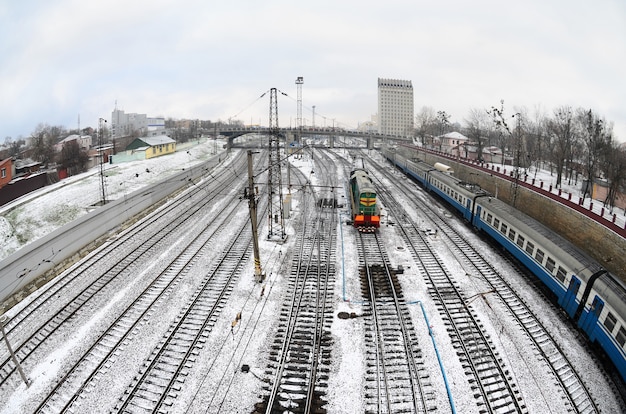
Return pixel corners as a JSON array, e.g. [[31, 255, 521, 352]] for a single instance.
[[0, 158, 12, 189]]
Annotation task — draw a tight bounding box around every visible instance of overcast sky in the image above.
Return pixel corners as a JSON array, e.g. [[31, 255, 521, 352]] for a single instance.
[[1, 0, 625, 141]]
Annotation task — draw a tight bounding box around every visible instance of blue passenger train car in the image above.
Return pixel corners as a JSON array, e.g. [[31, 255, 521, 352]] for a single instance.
[[382, 148, 626, 384]]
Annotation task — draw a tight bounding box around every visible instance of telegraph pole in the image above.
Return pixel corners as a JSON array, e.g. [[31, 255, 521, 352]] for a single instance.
[[247, 150, 264, 282]]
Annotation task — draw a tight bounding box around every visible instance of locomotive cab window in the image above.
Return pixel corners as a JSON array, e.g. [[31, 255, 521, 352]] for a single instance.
[[604, 312, 617, 333]]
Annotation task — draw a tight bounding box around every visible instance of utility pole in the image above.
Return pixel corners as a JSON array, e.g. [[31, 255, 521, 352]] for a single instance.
[[267, 88, 286, 240], [1, 315, 29, 387], [98, 118, 108, 205], [247, 150, 264, 282]]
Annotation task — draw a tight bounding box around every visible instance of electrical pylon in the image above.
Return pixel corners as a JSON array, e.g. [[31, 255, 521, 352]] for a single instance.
[[267, 88, 285, 240]]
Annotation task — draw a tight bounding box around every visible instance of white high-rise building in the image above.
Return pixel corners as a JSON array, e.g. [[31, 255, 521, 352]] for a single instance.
[[377, 78, 414, 136], [111, 109, 165, 138]]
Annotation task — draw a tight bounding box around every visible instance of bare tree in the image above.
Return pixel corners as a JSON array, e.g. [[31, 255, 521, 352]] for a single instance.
[[524, 107, 548, 178], [488, 100, 527, 205], [30, 124, 55, 166], [576, 109, 608, 199], [464, 108, 489, 161], [60, 140, 89, 176], [598, 129, 625, 211], [436, 110, 451, 151], [547, 106, 575, 188], [487, 100, 517, 166], [414, 106, 438, 147]]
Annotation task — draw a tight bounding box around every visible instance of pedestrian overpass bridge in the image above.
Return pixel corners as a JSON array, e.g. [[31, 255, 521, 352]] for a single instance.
[[215, 126, 413, 149]]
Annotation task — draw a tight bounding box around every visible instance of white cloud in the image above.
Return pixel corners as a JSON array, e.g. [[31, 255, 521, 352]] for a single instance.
[[1, 0, 625, 140]]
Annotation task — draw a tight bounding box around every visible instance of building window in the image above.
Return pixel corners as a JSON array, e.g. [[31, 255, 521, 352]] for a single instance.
[[1, 168, 5, 178]]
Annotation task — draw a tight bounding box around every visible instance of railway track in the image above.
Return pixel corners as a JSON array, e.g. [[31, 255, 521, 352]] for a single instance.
[[110, 213, 254, 413], [366, 167, 527, 413], [0, 152, 249, 392], [256, 152, 337, 413], [357, 231, 434, 414], [32, 193, 250, 413], [443, 228, 599, 413], [373, 154, 601, 413]]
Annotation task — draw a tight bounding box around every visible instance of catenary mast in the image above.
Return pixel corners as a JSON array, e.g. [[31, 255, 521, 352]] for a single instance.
[[267, 88, 285, 240]]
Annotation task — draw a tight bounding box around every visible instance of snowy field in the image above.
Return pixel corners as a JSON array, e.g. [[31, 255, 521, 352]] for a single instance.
[[0, 143, 623, 413]]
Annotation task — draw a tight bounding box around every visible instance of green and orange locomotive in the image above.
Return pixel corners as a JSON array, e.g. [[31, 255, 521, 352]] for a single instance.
[[348, 168, 380, 230]]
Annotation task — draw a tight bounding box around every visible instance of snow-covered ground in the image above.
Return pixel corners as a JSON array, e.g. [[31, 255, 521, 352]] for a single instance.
[[0, 139, 225, 261], [0, 144, 623, 413]]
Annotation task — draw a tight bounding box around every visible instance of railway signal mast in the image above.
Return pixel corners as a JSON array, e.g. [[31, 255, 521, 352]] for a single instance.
[[267, 88, 286, 240]]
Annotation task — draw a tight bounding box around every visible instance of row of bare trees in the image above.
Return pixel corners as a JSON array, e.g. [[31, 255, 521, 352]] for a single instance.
[[415, 102, 625, 210], [3, 123, 91, 175]]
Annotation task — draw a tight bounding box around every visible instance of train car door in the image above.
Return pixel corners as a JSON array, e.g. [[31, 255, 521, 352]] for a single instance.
[[577, 295, 605, 338], [473, 205, 482, 227], [560, 276, 581, 317], [464, 199, 472, 221]]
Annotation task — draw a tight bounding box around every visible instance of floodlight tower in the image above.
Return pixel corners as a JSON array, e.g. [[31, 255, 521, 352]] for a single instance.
[[267, 88, 285, 240], [296, 76, 303, 143]]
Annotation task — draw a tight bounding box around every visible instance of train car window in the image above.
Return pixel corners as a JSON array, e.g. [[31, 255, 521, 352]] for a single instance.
[[501, 223, 508, 236], [516, 235, 525, 248], [555, 266, 567, 283], [546, 257, 556, 273], [535, 249, 545, 264], [493, 218, 500, 229], [486, 213, 493, 223], [617, 327, 626, 348], [604, 312, 617, 333], [525, 241, 534, 255], [508, 229, 516, 241]]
